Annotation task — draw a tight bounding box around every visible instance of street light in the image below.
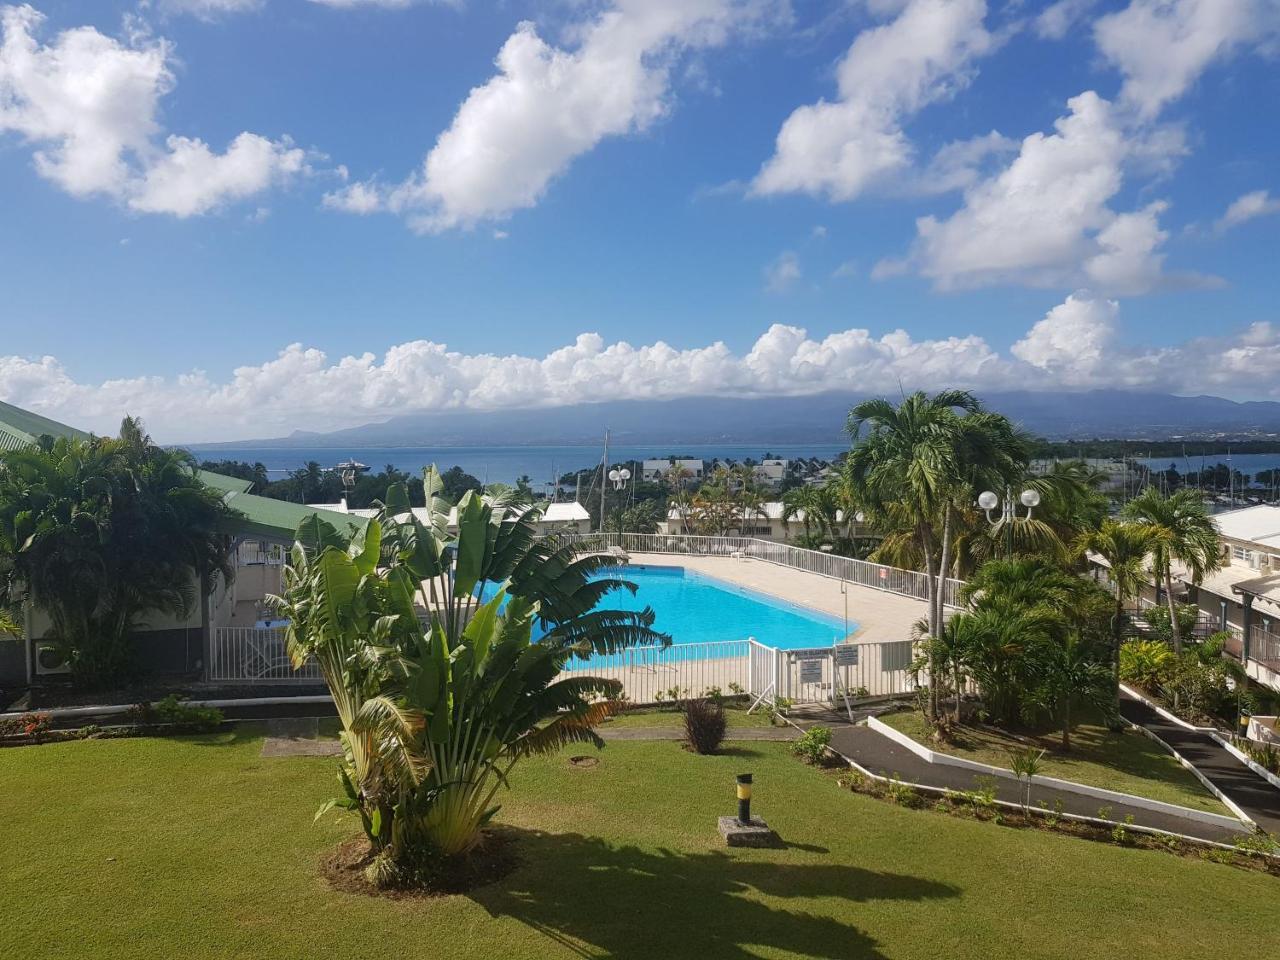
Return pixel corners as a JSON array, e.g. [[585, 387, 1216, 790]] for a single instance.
[[978, 486, 1041, 555], [608, 467, 631, 490]]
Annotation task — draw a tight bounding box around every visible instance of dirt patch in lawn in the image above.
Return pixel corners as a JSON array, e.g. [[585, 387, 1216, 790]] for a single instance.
[[320, 830, 520, 899]]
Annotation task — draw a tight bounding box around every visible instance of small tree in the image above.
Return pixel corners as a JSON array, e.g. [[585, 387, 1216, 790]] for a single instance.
[[0, 419, 234, 687]]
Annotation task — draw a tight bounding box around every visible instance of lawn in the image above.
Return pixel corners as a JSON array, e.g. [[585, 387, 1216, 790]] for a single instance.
[[3, 732, 1277, 960], [881, 709, 1225, 813], [601, 703, 774, 729]]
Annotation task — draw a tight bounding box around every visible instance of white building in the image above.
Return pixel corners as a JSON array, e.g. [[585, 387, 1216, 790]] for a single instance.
[[752, 459, 789, 489], [338, 500, 592, 535], [1099, 504, 1280, 692], [641, 458, 706, 484], [658, 500, 855, 542]]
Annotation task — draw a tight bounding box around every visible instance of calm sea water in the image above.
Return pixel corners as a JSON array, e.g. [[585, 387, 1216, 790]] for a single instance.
[[1137, 453, 1280, 479], [187, 442, 851, 487]]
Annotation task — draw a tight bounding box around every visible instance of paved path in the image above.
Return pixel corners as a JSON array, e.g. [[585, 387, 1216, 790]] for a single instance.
[[825, 723, 1244, 844], [599, 726, 797, 741], [1119, 692, 1280, 835]]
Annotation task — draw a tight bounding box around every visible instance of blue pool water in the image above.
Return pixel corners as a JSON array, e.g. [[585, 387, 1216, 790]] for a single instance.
[[485, 564, 849, 650]]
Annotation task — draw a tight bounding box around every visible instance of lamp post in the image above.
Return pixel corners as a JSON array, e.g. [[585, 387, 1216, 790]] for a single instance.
[[978, 486, 1041, 557], [605, 466, 631, 536]]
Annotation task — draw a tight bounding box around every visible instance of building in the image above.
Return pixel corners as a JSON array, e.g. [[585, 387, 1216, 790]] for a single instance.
[[658, 500, 856, 542], [640, 458, 705, 484], [339, 499, 592, 535], [0, 402, 361, 690], [1098, 504, 1280, 692], [752, 459, 790, 489]]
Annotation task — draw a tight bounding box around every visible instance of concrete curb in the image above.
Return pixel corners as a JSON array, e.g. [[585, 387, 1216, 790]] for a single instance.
[[1214, 735, 1280, 792], [866, 715, 1246, 831], [828, 747, 1273, 860], [1119, 684, 1217, 733]]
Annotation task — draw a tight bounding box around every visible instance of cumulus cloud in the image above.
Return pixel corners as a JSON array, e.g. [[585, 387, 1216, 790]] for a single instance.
[[1034, 0, 1096, 41], [1094, 0, 1279, 118], [1215, 190, 1280, 233], [7, 304, 1280, 442], [331, 0, 775, 232], [880, 91, 1210, 293], [154, 0, 261, 18], [1011, 292, 1118, 385], [752, 0, 995, 201], [0, 5, 307, 215], [763, 251, 801, 292]]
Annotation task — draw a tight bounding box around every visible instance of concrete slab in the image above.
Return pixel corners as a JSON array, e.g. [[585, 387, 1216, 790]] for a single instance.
[[718, 816, 781, 847]]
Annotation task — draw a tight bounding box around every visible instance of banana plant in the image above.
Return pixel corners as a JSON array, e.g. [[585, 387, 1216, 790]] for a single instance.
[[274, 467, 667, 883]]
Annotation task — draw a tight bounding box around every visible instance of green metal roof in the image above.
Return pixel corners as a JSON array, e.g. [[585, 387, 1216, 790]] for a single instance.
[[0, 399, 91, 450], [0, 400, 359, 545], [195, 469, 255, 495], [221, 489, 365, 543]]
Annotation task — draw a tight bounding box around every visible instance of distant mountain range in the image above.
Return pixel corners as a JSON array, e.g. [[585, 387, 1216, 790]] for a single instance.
[[188, 390, 1280, 450]]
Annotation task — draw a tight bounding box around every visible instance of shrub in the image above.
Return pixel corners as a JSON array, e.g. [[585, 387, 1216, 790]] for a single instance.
[[791, 726, 832, 764], [1119, 639, 1175, 689], [681, 698, 727, 755], [130, 695, 223, 732], [1242, 739, 1280, 774], [0, 712, 51, 738]]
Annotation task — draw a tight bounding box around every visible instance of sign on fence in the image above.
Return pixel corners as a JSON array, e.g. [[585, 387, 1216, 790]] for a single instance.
[[799, 659, 823, 684], [833, 644, 859, 667]]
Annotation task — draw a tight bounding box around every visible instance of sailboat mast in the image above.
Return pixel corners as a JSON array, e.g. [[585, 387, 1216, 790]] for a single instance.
[[599, 429, 610, 533]]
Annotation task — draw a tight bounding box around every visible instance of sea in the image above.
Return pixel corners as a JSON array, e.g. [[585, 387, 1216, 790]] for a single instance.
[[1136, 454, 1280, 479], [186, 443, 853, 487]]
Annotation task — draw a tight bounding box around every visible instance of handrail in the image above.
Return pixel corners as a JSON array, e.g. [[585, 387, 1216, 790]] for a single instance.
[[557, 532, 963, 608]]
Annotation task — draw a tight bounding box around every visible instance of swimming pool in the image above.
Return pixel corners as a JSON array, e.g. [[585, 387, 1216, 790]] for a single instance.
[[587, 565, 850, 650]]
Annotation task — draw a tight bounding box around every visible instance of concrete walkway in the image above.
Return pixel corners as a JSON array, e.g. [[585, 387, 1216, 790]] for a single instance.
[[1119, 692, 1280, 835], [825, 723, 1245, 844], [599, 726, 797, 741]]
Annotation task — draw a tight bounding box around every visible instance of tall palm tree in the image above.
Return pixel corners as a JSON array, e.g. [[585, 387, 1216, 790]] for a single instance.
[[845, 391, 1028, 718], [1075, 519, 1167, 717], [1122, 487, 1221, 654], [0, 420, 233, 685]]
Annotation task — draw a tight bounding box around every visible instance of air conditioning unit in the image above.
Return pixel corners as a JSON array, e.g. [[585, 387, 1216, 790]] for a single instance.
[[33, 640, 71, 676]]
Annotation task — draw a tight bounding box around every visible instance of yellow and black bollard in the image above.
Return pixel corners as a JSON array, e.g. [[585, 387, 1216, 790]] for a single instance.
[[736, 773, 752, 824]]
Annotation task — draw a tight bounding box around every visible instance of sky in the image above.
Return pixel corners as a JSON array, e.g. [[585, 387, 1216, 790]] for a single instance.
[[0, 0, 1278, 442]]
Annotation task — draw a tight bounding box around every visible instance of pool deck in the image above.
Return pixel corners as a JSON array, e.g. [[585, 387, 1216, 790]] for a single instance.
[[626, 553, 930, 644]]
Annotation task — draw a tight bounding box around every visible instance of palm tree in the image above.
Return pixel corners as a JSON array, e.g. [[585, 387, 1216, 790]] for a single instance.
[[1075, 519, 1167, 717], [275, 468, 668, 882], [845, 391, 1028, 718], [0, 420, 234, 686], [1044, 631, 1116, 750], [1122, 487, 1221, 654]]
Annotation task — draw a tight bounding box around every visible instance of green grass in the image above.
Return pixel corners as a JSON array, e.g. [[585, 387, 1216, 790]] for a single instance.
[[601, 704, 774, 729], [881, 710, 1225, 813], [4, 732, 1277, 960]]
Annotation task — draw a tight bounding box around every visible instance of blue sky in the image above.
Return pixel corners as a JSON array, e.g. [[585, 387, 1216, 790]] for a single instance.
[[1, 0, 1278, 441]]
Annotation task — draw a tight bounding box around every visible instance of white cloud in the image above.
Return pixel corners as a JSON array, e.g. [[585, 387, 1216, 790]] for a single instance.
[[883, 91, 1202, 294], [307, 0, 453, 7], [751, 0, 994, 201], [763, 251, 801, 292], [0, 5, 307, 216], [322, 179, 385, 214], [1011, 292, 1117, 385], [340, 0, 776, 233], [8, 303, 1280, 442], [156, 0, 261, 17], [1215, 189, 1280, 233], [1094, 0, 1279, 118], [1034, 0, 1095, 41]]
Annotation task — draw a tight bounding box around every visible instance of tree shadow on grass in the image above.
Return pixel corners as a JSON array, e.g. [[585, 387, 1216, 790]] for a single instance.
[[469, 828, 959, 960]]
